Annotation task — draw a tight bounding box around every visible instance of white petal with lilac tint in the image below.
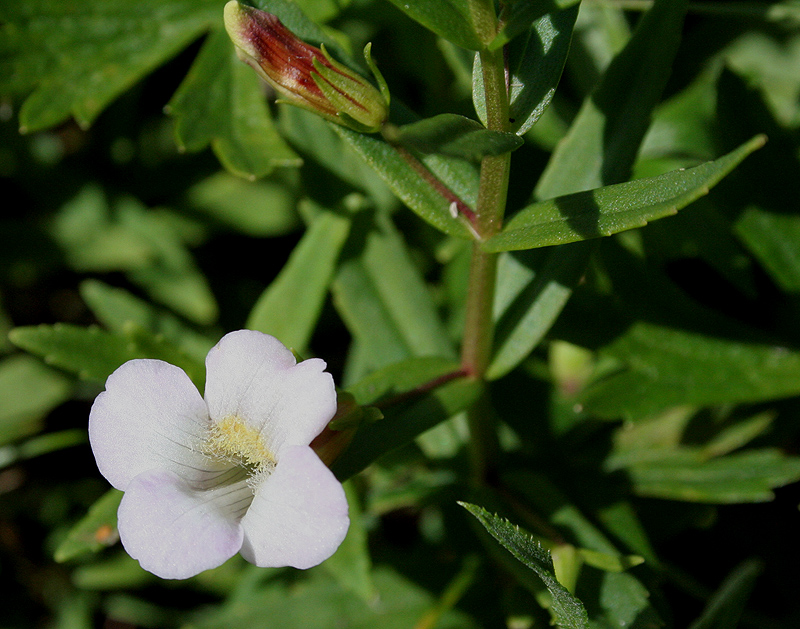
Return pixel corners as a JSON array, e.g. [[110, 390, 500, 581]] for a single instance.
[[89, 360, 219, 490], [204, 330, 337, 448], [117, 468, 249, 579], [239, 445, 349, 569]]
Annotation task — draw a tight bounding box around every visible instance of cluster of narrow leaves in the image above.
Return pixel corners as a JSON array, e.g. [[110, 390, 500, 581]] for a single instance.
[[3, 0, 800, 627]]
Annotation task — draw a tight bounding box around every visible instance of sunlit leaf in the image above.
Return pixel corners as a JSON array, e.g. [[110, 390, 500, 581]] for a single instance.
[[482, 136, 765, 252], [460, 502, 589, 629]]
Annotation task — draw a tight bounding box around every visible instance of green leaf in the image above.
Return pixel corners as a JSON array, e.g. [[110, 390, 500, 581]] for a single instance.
[[0, 355, 72, 446], [332, 212, 456, 374], [383, 0, 486, 50], [0, 0, 220, 132], [391, 114, 522, 161], [459, 502, 589, 629], [0, 429, 86, 471], [80, 280, 215, 365], [582, 321, 800, 421], [9, 323, 205, 388], [488, 242, 591, 379], [535, 0, 687, 199], [475, 5, 579, 135], [490, 0, 582, 50], [167, 28, 301, 180], [322, 481, 375, 601], [185, 172, 300, 237], [625, 449, 800, 503], [688, 559, 762, 629], [482, 136, 766, 252], [246, 206, 351, 353], [332, 125, 479, 237], [54, 489, 123, 563], [117, 201, 218, 326], [735, 206, 800, 292], [189, 566, 478, 629], [577, 549, 644, 573], [331, 357, 481, 480]]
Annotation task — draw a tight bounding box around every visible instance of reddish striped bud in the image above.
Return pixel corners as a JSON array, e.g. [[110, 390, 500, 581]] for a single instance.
[[224, 1, 390, 133]]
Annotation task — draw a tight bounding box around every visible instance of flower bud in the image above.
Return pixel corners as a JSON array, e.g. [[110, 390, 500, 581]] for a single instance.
[[224, 1, 390, 133]]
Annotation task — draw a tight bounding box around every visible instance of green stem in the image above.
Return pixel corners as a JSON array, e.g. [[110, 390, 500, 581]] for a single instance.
[[461, 40, 511, 484]]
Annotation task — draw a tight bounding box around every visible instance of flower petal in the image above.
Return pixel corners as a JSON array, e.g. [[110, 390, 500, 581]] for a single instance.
[[204, 330, 337, 450], [89, 359, 221, 490], [117, 469, 248, 579], [239, 445, 349, 569]]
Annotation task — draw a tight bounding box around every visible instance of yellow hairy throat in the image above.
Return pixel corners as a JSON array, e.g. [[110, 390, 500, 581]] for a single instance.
[[204, 415, 276, 474]]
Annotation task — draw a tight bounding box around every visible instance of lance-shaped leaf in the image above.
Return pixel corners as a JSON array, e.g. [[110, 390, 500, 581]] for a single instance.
[[460, 503, 589, 629], [389, 114, 523, 161], [474, 5, 579, 135], [482, 136, 765, 253], [247, 206, 351, 353], [333, 125, 479, 237], [488, 242, 591, 379]]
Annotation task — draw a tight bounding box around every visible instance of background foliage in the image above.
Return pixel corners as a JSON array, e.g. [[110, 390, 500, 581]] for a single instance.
[[2, 0, 800, 627]]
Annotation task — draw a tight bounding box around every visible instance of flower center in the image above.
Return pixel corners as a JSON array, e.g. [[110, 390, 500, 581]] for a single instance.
[[204, 414, 276, 476]]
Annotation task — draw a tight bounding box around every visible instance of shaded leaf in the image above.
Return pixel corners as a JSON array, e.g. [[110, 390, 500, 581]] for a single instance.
[[582, 321, 800, 420], [535, 0, 687, 199], [488, 242, 591, 379], [332, 212, 456, 374], [323, 481, 375, 601], [689, 559, 762, 629], [9, 323, 205, 388], [391, 114, 522, 160], [0, 354, 72, 446], [332, 357, 481, 480], [483, 136, 765, 252], [460, 502, 589, 629], [167, 28, 301, 180], [54, 489, 123, 563], [185, 172, 300, 237], [0, 0, 219, 132], [735, 206, 800, 293], [80, 280, 215, 365], [625, 449, 800, 503], [383, 0, 485, 50], [475, 5, 579, 135], [491, 0, 582, 50]]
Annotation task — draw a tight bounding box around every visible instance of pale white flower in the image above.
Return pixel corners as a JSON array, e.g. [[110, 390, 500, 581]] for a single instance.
[[89, 330, 349, 579]]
